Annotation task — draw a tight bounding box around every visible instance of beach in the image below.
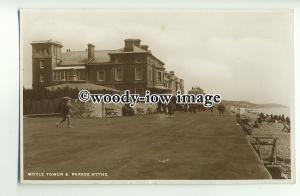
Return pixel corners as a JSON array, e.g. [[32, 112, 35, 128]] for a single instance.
[[250, 123, 291, 178], [241, 109, 291, 179]]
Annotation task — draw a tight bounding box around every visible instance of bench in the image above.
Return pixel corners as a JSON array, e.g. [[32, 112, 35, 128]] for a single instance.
[[105, 107, 118, 118], [251, 135, 279, 165]]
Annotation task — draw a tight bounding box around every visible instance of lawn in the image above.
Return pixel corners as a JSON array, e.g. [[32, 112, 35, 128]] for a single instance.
[[22, 111, 270, 180]]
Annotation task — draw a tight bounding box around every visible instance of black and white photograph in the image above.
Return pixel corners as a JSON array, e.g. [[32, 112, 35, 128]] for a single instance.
[[20, 9, 294, 183]]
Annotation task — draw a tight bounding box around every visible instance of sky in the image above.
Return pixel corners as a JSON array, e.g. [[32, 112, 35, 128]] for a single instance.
[[21, 10, 293, 105]]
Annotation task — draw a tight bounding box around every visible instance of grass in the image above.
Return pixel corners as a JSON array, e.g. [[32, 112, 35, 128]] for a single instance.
[[23, 111, 270, 180]]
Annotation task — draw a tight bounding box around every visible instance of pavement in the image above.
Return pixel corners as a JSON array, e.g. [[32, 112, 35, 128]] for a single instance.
[[22, 111, 271, 180]]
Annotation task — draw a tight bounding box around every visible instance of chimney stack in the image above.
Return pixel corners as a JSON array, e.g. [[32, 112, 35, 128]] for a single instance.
[[141, 45, 149, 51], [133, 39, 141, 47], [170, 71, 175, 76], [88, 43, 95, 60], [124, 39, 134, 51]]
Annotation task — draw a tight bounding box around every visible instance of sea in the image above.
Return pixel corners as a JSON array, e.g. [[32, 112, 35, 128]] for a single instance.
[[250, 107, 291, 117]]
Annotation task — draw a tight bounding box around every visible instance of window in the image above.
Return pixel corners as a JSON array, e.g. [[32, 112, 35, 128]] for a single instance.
[[79, 71, 85, 80], [66, 69, 76, 81], [40, 73, 45, 82], [148, 70, 152, 83], [115, 68, 123, 81], [53, 71, 59, 81], [135, 88, 143, 95], [61, 71, 65, 81], [40, 60, 45, 69], [42, 47, 48, 54], [114, 56, 122, 63], [78, 71, 81, 80], [135, 55, 143, 63], [97, 70, 105, 81], [135, 66, 143, 80], [151, 58, 155, 66], [66, 70, 70, 81], [157, 71, 162, 83]]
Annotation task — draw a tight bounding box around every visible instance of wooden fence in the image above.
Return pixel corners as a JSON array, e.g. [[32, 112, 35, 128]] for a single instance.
[[23, 99, 62, 115]]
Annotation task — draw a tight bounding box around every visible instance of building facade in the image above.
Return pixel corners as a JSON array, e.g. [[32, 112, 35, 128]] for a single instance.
[[31, 39, 184, 94], [164, 71, 184, 94]]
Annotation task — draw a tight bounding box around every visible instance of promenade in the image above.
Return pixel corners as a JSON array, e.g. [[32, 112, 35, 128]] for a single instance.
[[23, 111, 270, 180]]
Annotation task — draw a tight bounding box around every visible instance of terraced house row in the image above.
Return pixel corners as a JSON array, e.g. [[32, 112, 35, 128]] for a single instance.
[[31, 38, 184, 95]]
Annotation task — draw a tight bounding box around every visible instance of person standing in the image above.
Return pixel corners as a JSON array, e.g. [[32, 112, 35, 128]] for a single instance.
[[217, 103, 226, 116], [168, 96, 176, 117], [56, 97, 72, 128], [192, 104, 197, 114]]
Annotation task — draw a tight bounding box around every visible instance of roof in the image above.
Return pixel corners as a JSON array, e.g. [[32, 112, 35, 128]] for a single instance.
[[31, 39, 63, 47], [188, 87, 205, 94], [59, 45, 162, 65], [108, 46, 164, 65], [60, 49, 122, 65], [60, 51, 89, 65], [109, 46, 147, 54], [94, 50, 121, 63], [45, 82, 121, 93]]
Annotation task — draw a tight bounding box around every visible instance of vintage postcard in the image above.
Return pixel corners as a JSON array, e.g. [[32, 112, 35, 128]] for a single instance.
[[20, 9, 294, 183]]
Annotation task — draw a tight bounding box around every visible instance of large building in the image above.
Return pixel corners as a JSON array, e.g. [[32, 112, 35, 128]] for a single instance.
[[164, 71, 184, 94], [31, 39, 184, 94]]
